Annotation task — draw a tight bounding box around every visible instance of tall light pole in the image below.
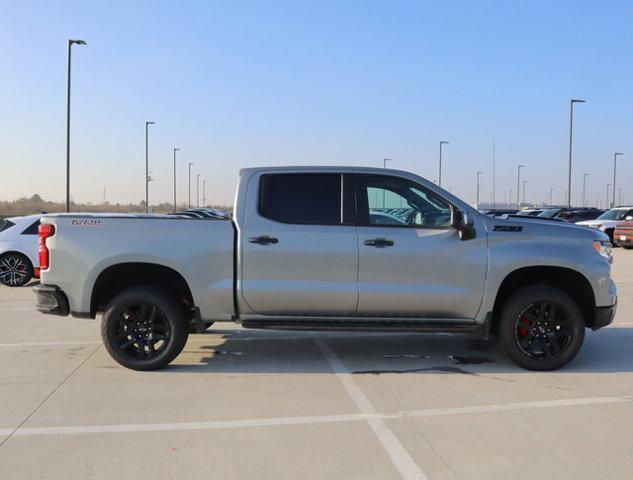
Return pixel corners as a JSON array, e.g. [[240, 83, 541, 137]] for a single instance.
[[613, 153, 623, 208], [188, 162, 194, 208], [549, 187, 555, 205], [567, 98, 586, 207], [196, 173, 201, 207], [145, 121, 155, 213], [173, 147, 180, 212], [516, 164, 525, 208], [582, 173, 590, 207], [203, 180, 207, 208], [522, 180, 528, 206], [509, 190, 513, 205], [476, 171, 483, 209], [492, 140, 496, 208], [606, 184, 611, 209], [439, 141, 449, 187], [65, 39, 87, 212]]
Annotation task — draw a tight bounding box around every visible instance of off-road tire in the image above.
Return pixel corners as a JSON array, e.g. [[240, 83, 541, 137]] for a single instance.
[[498, 285, 585, 371], [101, 286, 189, 371]]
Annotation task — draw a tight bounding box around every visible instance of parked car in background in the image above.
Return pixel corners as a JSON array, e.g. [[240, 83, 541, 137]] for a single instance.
[[0, 214, 42, 287], [576, 206, 633, 243], [556, 209, 605, 223], [516, 209, 544, 216], [170, 208, 232, 219], [537, 208, 561, 219], [480, 209, 518, 217], [613, 222, 633, 249]]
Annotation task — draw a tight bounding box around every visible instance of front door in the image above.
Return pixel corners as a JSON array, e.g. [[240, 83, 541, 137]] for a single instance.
[[354, 174, 487, 319], [240, 172, 359, 316]]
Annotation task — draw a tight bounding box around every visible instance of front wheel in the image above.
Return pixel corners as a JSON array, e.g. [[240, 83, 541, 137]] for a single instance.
[[101, 286, 189, 371], [498, 286, 585, 371], [0, 253, 33, 287]]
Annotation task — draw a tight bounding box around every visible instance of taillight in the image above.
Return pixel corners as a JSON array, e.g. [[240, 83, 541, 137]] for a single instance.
[[38, 224, 55, 270]]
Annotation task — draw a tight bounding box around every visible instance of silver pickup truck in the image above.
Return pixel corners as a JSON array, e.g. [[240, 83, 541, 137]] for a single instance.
[[34, 166, 617, 371]]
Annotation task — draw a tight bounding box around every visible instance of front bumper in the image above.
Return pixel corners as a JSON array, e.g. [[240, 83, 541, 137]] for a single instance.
[[33, 284, 70, 316], [592, 301, 616, 330]]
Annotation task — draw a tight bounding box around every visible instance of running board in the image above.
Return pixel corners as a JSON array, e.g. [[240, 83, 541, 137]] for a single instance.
[[241, 318, 481, 334]]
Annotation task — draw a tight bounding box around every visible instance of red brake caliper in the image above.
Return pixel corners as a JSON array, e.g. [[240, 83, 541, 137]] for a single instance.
[[518, 316, 530, 338]]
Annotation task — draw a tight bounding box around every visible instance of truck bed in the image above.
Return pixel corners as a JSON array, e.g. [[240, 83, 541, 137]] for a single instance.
[[40, 214, 235, 320]]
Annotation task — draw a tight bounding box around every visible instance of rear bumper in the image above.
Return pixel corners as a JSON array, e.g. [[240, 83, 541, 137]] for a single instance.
[[33, 284, 70, 316], [592, 301, 617, 330]]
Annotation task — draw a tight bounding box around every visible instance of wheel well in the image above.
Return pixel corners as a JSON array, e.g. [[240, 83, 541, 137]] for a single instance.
[[91, 263, 194, 318], [491, 266, 595, 331]]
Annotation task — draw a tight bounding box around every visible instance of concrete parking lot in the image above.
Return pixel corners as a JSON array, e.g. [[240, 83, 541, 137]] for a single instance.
[[1, 252, 632, 480]]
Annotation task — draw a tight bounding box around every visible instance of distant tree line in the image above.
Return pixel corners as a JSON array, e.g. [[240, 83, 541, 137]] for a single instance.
[[0, 194, 231, 217]]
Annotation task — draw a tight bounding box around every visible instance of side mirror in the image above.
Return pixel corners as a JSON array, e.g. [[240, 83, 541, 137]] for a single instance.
[[451, 208, 477, 241], [450, 209, 463, 229]]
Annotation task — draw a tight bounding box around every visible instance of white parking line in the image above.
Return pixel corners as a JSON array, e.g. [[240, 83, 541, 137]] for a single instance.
[[0, 341, 102, 347], [0, 395, 627, 439], [315, 338, 429, 480]]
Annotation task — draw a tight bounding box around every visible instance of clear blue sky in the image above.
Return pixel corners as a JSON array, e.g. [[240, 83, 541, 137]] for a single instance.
[[1, 0, 632, 207]]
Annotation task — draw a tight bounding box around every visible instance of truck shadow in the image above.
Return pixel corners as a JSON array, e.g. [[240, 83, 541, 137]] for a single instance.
[[167, 326, 633, 374]]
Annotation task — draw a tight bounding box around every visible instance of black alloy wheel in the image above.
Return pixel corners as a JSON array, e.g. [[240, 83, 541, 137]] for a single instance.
[[499, 286, 585, 371], [102, 286, 189, 370], [113, 302, 171, 359], [514, 301, 572, 360]]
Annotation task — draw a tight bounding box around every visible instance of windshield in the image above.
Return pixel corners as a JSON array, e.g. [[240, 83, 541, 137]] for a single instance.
[[597, 209, 632, 221], [537, 209, 559, 218]]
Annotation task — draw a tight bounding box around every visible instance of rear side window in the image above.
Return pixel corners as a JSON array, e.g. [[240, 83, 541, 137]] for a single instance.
[[259, 174, 342, 225], [21, 220, 41, 235], [0, 220, 15, 233]]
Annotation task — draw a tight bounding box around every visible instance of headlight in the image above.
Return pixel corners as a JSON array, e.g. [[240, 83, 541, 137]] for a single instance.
[[593, 240, 612, 261]]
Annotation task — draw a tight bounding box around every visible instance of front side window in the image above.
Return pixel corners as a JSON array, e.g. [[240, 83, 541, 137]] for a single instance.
[[357, 175, 452, 228], [259, 173, 342, 225]]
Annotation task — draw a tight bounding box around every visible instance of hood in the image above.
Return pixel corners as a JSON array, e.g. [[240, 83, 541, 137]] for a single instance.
[[482, 214, 609, 242]]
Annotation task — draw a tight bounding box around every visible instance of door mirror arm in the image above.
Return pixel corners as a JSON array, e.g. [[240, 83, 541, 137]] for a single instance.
[[451, 208, 477, 241]]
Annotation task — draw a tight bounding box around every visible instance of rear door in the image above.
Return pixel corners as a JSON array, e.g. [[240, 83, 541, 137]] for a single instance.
[[240, 172, 359, 315], [354, 174, 487, 319]]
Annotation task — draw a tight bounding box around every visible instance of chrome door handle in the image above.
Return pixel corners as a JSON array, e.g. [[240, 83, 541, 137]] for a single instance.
[[364, 238, 394, 247], [249, 235, 279, 245]]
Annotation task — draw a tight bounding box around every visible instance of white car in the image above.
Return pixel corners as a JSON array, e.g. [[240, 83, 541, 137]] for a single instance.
[[576, 206, 633, 243], [0, 214, 42, 287]]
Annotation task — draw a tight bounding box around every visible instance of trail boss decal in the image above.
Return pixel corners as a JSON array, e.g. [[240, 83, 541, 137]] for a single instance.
[[70, 219, 103, 227]]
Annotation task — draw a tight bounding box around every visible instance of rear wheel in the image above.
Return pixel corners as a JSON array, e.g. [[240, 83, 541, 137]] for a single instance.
[[0, 253, 33, 287], [101, 286, 189, 371], [498, 286, 585, 371]]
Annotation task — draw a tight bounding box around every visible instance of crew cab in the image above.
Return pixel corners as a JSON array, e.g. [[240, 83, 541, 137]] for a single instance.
[[34, 167, 617, 371]]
